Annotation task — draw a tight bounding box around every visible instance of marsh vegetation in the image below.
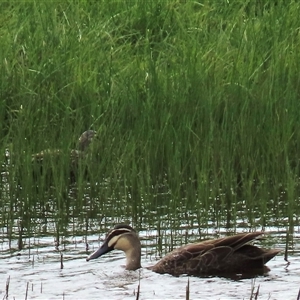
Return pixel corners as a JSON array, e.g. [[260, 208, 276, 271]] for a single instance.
[[0, 1, 299, 297]]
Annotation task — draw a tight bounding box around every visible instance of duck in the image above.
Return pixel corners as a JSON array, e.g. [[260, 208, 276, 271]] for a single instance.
[[31, 130, 96, 183], [86, 224, 280, 278]]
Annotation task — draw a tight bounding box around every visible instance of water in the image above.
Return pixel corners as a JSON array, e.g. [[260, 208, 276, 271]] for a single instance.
[[1, 225, 299, 300], [1, 167, 299, 299]]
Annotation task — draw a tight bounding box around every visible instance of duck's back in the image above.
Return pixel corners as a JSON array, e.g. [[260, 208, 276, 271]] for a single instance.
[[150, 232, 280, 277]]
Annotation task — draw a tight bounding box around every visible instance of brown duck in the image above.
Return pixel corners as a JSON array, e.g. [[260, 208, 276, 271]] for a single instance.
[[32, 130, 96, 183], [86, 224, 280, 278]]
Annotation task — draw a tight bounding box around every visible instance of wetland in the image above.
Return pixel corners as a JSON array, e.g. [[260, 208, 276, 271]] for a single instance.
[[1, 1, 300, 299]]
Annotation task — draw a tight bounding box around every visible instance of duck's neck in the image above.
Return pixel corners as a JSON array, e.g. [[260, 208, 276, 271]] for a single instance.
[[125, 246, 141, 270]]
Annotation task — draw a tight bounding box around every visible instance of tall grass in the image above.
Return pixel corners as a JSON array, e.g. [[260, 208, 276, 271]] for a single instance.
[[1, 0, 300, 241]]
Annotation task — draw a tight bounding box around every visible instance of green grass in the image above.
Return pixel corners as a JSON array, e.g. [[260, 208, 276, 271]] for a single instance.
[[1, 0, 300, 242]]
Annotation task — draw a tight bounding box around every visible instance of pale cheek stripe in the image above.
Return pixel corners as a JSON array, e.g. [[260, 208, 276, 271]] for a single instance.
[[108, 236, 119, 247], [106, 228, 132, 247]]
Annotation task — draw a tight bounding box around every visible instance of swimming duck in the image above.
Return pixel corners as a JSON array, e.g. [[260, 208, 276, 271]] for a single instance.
[[86, 224, 280, 277], [32, 130, 96, 183]]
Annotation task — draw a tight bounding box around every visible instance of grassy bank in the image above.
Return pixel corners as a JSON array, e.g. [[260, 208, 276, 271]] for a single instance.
[[0, 0, 300, 236]]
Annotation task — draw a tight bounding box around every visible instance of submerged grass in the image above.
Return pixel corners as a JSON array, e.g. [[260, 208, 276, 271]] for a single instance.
[[1, 1, 300, 245]]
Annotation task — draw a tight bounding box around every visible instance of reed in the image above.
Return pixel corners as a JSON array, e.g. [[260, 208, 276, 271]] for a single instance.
[[1, 0, 300, 244]]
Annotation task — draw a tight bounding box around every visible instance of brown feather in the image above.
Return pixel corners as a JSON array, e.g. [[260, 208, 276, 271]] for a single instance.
[[31, 130, 96, 183], [87, 225, 281, 278], [150, 232, 280, 277]]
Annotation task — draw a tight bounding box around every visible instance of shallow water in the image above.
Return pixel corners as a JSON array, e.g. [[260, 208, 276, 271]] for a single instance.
[[1, 168, 299, 299], [1, 226, 299, 300]]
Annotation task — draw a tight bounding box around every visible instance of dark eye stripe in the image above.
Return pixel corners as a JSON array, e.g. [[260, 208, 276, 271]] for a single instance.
[[106, 228, 133, 241], [114, 224, 135, 231]]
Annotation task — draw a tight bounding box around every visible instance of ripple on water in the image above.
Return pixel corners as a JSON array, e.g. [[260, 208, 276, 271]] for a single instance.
[[1, 228, 299, 300]]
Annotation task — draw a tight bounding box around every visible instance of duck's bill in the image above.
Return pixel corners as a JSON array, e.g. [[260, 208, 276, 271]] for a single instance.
[[86, 243, 110, 261]]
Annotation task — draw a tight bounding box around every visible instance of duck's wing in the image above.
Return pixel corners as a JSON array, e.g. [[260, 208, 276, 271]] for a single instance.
[[32, 149, 62, 162], [150, 232, 279, 276], [150, 240, 224, 275], [202, 231, 263, 249]]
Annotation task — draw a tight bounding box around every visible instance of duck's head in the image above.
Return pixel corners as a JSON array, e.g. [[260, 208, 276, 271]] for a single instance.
[[86, 224, 141, 270], [78, 130, 96, 151]]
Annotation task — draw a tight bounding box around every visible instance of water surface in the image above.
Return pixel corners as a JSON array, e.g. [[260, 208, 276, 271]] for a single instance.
[[1, 225, 299, 300]]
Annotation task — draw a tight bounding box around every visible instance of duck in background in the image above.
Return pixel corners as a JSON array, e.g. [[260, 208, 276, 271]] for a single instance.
[[32, 130, 97, 183]]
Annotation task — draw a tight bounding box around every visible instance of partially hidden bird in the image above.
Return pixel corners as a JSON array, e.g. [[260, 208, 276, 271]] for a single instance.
[[31, 130, 96, 183]]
